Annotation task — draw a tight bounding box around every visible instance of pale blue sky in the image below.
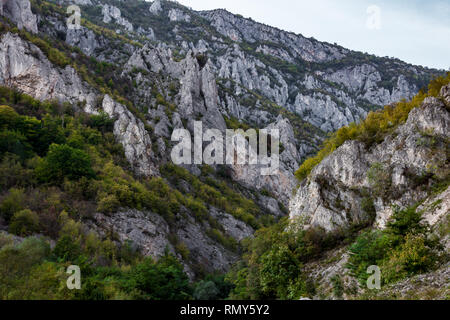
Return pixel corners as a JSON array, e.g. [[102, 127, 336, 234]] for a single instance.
[[170, 0, 450, 70]]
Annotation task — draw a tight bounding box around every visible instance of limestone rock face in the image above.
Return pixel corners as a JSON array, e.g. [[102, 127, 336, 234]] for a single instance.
[[0, 32, 97, 109], [175, 214, 239, 274], [149, 0, 163, 15], [168, 8, 191, 23], [200, 9, 344, 62], [209, 208, 254, 242], [229, 116, 301, 206], [289, 90, 450, 232], [0, 0, 38, 34], [0, 0, 445, 278], [0, 32, 156, 177], [101, 4, 133, 31], [65, 26, 100, 56], [125, 46, 226, 131], [102, 95, 157, 176], [89, 209, 174, 259]]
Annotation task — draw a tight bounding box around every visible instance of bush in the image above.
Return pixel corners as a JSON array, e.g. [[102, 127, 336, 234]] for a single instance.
[[86, 112, 115, 133], [387, 205, 427, 237], [367, 162, 391, 198], [0, 188, 25, 222], [259, 244, 302, 299], [127, 254, 192, 300], [381, 234, 439, 284], [97, 193, 120, 214], [9, 209, 40, 236], [0, 130, 31, 160], [193, 281, 219, 300], [0, 105, 20, 129], [346, 230, 397, 285], [53, 234, 81, 262], [36, 144, 95, 183], [346, 205, 441, 287]]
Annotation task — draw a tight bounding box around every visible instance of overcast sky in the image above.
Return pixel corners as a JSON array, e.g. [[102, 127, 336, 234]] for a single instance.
[[171, 0, 450, 70]]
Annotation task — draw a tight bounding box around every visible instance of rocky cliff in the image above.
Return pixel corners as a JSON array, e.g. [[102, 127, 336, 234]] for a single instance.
[[289, 85, 449, 234], [0, 0, 446, 283]]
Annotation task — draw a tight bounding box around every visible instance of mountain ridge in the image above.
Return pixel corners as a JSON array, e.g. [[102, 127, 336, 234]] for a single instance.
[[0, 0, 448, 300]]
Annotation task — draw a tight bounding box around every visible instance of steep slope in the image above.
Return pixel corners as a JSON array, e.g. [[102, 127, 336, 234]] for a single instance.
[[0, 0, 447, 292], [290, 84, 450, 234], [225, 79, 449, 300]]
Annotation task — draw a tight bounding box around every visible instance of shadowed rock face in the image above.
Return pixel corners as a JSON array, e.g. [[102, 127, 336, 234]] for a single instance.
[[290, 86, 450, 233]]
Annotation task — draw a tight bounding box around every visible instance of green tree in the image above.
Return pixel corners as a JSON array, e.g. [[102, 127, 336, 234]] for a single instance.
[[36, 144, 95, 183], [193, 281, 219, 300], [9, 209, 40, 236], [0, 188, 25, 222], [127, 254, 192, 300]]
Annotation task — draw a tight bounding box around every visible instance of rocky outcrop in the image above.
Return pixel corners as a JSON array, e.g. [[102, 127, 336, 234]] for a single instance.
[[102, 95, 157, 176], [0, 32, 97, 109], [168, 8, 191, 23], [200, 9, 345, 63], [101, 4, 133, 32], [209, 208, 254, 242], [230, 116, 301, 206], [0, 32, 156, 176], [1, 0, 38, 34], [149, 0, 163, 15], [363, 262, 450, 300], [289, 88, 450, 232], [89, 209, 174, 259], [65, 26, 100, 56]]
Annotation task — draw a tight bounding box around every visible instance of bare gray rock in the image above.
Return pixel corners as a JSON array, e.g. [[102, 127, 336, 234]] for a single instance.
[[1, 0, 38, 33], [102, 95, 157, 176], [168, 8, 191, 23], [89, 209, 174, 259], [149, 0, 162, 15], [101, 4, 133, 32], [209, 207, 254, 241], [290, 92, 450, 232]]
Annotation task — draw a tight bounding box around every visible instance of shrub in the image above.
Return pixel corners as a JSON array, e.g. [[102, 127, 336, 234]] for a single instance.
[[367, 162, 391, 198], [346, 205, 441, 287], [127, 254, 192, 300], [97, 193, 120, 214], [259, 244, 303, 299], [35, 144, 95, 183], [387, 205, 428, 237], [86, 112, 115, 133], [9, 209, 40, 236], [361, 197, 376, 223], [53, 234, 81, 262], [331, 275, 344, 299], [175, 242, 190, 261], [0, 105, 20, 129], [0, 188, 25, 222], [346, 230, 397, 285], [381, 234, 439, 284], [193, 281, 219, 300], [0, 130, 31, 160]]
